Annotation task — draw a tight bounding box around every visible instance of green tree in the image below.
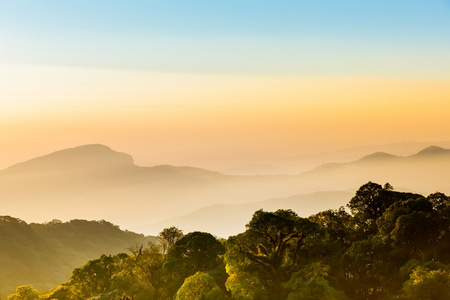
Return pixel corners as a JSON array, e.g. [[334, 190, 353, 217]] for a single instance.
[[175, 272, 227, 300], [343, 195, 439, 299], [342, 235, 391, 299], [44, 284, 77, 300], [427, 192, 450, 211], [7, 285, 39, 300], [377, 198, 434, 239], [309, 207, 355, 249], [376, 198, 439, 258], [309, 208, 356, 293], [225, 271, 265, 300], [69, 254, 116, 298], [158, 226, 183, 254], [348, 182, 388, 233], [401, 266, 450, 300], [127, 243, 166, 299], [287, 263, 349, 300], [391, 211, 439, 253], [348, 182, 424, 234], [226, 209, 318, 299], [164, 232, 227, 298]]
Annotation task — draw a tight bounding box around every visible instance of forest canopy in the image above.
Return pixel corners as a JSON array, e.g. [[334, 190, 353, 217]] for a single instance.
[[0, 218, 151, 297], [4, 181, 450, 300]]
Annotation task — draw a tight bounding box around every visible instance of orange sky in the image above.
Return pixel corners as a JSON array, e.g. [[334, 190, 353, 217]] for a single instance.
[[1, 64, 450, 170]]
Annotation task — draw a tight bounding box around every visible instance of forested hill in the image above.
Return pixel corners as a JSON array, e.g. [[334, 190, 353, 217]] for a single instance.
[[0, 217, 152, 297], [7, 182, 450, 300]]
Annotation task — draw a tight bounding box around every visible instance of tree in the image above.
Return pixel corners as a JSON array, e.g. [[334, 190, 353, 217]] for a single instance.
[[44, 285, 77, 300], [164, 232, 227, 298], [384, 182, 394, 191], [175, 272, 227, 300], [69, 254, 116, 298], [376, 198, 434, 240], [226, 209, 318, 299], [7, 285, 39, 300], [391, 211, 439, 253], [159, 226, 183, 254], [376, 198, 439, 258], [401, 266, 450, 300], [348, 182, 423, 234], [126, 243, 166, 299], [427, 192, 450, 211], [348, 182, 386, 232], [287, 263, 349, 300], [309, 207, 355, 249], [344, 196, 440, 299], [309, 208, 356, 294], [342, 234, 397, 300], [225, 271, 265, 300]]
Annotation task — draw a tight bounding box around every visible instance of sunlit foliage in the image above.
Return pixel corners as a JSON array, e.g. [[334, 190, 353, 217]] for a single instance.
[[0, 218, 151, 296], [6, 182, 450, 300]]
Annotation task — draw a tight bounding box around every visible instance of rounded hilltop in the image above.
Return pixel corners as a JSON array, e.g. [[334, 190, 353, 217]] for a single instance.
[[3, 144, 135, 173]]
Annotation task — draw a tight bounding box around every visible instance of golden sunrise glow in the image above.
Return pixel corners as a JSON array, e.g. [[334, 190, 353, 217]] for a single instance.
[[1, 64, 450, 170], [3, 1, 450, 298]]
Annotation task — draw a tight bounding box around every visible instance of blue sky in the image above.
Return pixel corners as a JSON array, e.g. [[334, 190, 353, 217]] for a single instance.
[[1, 1, 450, 170], [1, 0, 449, 76]]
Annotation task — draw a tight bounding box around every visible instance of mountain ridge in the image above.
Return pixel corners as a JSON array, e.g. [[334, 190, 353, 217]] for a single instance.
[[337, 145, 450, 167], [413, 145, 450, 157], [1, 144, 450, 236], [2, 143, 450, 176], [0, 215, 152, 296], [139, 190, 354, 238], [3, 144, 134, 175]]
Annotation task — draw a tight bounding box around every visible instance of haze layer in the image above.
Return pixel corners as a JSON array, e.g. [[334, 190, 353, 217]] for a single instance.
[[1, 0, 450, 171]]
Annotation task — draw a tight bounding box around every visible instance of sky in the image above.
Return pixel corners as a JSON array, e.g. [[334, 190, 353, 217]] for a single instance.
[[1, 0, 450, 171]]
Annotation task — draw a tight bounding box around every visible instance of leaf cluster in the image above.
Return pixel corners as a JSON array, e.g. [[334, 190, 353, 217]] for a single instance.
[[7, 182, 450, 300]]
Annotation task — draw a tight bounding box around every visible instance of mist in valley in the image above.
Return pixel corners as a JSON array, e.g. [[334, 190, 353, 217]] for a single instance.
[[2, 0, 450, 298], [1, 143, 450, 237]]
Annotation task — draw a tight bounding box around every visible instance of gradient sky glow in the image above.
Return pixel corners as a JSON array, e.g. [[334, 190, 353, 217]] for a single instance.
[[1, 0, 450, 170]]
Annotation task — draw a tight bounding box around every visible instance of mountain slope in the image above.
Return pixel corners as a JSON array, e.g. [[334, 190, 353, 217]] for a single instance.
[[0, 216, 152, 296], [221, 141, 450, 175], [3, 144, 134, 175], [412, 145, 450, 157], [0, 145, 304, 231], [1, 144, 450, 237], [141, 190, 354, 238], [298, 145, 450, 194]]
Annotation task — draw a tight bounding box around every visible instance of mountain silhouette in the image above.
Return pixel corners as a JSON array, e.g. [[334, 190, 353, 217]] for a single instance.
[[412, 145, 450, 157], [297, 145, 450, 197], [357, 151, 401, 162], [1, 144, 450, 235], [142, 190, 354, 237], [0, 145, 299, 232], [221, 141, 450, 175], [0, 216, 151, 296], [4, 144, 134, 175]]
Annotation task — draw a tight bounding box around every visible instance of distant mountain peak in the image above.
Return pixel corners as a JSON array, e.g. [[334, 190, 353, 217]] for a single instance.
[[358, 151, 399, 162], [414, 146, 450, 156], [69, 144, 112, 151], [3, 144, 134, 173]]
